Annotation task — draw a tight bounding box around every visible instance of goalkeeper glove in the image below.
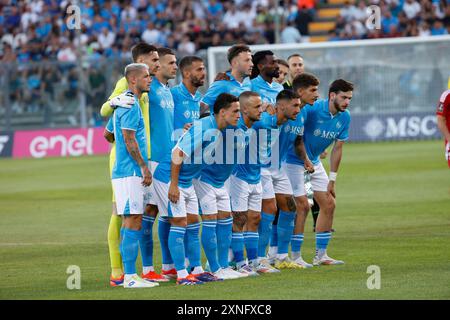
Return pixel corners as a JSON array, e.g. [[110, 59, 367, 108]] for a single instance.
[[109, 92, 135, 109]]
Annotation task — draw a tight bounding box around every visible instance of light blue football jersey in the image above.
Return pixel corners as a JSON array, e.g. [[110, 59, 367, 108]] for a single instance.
[[197, 123, 247, 188], [201, 71, 251, 114], [106, 92, 148, 179], [171, 82, 201, 130], [250, 75, 284, 105], [286, 99, 351, 166], [233, 112, 278, 184], [149, 77, 175, 163], [154, 115, 222, 188]]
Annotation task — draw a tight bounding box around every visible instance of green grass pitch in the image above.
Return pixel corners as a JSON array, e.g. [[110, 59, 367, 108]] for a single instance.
[[0, 140, 449, 300]]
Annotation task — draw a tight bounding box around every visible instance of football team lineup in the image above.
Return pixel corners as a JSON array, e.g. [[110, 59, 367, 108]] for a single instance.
[[102, 44, 354, 288]]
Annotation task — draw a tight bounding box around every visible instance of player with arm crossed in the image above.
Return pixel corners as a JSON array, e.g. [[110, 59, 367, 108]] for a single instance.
[[285, 79, 353, 266], [103, 63, 158, 288], [152, 93, 241, 285]]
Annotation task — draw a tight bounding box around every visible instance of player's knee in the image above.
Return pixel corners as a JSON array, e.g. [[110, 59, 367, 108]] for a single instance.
[[187, 214, 200, 224], [124, 215, 142, 230], [248, 213, 261, 229], [262, 200, 277, 214], [295, 197, 310, 214], [171, 217, 187, 228], [323, 197, 336, 212]]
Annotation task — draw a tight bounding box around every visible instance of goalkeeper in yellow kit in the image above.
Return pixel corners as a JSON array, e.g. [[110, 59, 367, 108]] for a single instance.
[[100, 42, 167, 286]]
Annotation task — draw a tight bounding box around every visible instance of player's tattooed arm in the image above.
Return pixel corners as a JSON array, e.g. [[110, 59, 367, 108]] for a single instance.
[[200, 102, 211, 118], [168, 147, 185, 203], [123, 129, 152, 186], [104, 129, 115, 143], [294, 135, 314, 173]]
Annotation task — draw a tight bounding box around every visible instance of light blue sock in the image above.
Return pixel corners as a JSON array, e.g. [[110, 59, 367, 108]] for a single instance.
[[231, 232, 245, 264], [270, 224, 278, 247], [140, 216, 155, 268], [217, 217, 233, 268], [201, 220, 221, 272], [316, 231, 332, 257], [291, 233, 304, 258], [186, 222, 201, 269], [120, 227, 141, 275], [244, 231, 259, 263], [277, 210, 296, 255], [168, 226, 187, 271], [158, 217, 173, 265], [258, 212, 275, 258]]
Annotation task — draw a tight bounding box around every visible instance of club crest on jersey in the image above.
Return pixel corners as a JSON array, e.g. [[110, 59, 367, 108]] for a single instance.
[[336, 121, 342, 129]]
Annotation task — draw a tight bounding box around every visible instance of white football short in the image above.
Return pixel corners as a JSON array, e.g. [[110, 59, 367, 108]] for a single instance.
[[283, 162, 329, 197], [153, 178, 199, 218], [193, 179, 231, 215], [229, 175, 262, 212], [260, 166, 293, 199], [112, 176, 145, 215]]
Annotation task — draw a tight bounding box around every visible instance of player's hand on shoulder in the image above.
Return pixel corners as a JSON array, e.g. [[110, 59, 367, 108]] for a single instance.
[[110, 92, 135, 109], [263, 103, 276, 115], [168, 183, 180, 203], [214, 71, 230, 82], [141, 165, 152, 187]]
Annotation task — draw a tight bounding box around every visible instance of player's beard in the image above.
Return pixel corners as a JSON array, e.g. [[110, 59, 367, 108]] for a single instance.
[[191, 75, 205, 88], [334, 99, 346, 112]]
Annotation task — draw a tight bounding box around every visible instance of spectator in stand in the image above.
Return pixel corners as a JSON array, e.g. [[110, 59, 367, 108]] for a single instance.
[[295, 6, 313, 38], [382, 9, 400, 34], [340, 1, 359, 22], [418, 21, 432, 36], [403, 0, 422, 20], [431, 19, 448, 34], [98, 27, 116, 51], [1, 42, 16, 63], [177, 34, 196, 56], [207, 0, 224, 20], [223, 3, 244, 29]]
